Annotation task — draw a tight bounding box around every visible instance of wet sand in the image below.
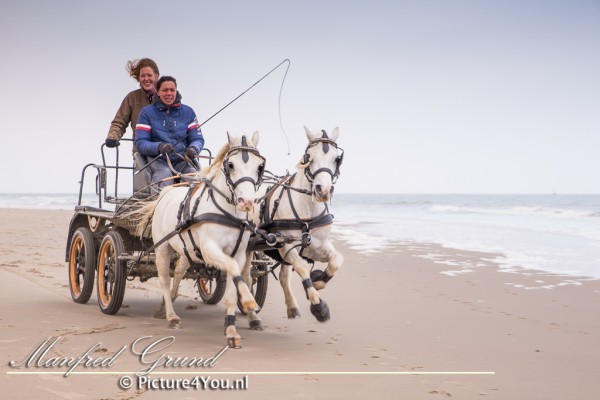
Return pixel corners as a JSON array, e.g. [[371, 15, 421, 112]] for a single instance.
[[1, 208, 599, 399]]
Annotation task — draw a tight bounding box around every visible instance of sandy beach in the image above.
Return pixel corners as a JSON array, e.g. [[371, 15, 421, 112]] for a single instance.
[[1, 208, 599, 399]]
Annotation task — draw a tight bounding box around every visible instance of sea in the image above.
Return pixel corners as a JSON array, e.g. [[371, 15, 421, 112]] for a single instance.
[[1, 193, 599, 279]]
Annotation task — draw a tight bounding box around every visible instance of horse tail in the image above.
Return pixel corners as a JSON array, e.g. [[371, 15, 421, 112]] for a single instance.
[[126, 188, 172, 238], [134, 199, 158, 238]]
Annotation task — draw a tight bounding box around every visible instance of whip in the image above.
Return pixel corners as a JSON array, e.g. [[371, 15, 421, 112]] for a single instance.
[[136, 59, 291, 175]]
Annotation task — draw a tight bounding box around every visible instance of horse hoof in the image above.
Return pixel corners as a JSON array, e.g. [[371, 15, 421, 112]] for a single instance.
[[242, 300, 259, 313], [249, 320, 263, 331], [227, 336, 242, 349], [310, 299, 330, 322], [153, 310, 166, 319], [287, 307, 301, 319], [168, 319, 181, 329]]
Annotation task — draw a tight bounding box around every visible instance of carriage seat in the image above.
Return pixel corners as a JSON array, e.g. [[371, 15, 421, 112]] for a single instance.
[[133, 152, 152, 195]]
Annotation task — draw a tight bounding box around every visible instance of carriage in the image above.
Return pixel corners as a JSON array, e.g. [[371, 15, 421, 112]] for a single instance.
[[65, 128, 343, 348], [65, 138, 273, 315]]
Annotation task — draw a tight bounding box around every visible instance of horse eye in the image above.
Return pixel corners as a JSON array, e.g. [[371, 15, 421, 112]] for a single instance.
[[228, 162, 234, 170]]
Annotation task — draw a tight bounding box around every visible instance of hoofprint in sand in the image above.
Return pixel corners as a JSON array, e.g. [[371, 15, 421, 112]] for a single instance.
[[1, 208, 599, 399]]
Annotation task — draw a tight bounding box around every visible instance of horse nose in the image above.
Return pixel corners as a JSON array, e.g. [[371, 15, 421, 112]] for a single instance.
[[315, 185, 331, 201], [237, 197, 254, 211]]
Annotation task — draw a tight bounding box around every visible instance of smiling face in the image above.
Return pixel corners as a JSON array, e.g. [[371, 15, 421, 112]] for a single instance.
[[157, 80, 177, 106], [138, 66, 158, 93]]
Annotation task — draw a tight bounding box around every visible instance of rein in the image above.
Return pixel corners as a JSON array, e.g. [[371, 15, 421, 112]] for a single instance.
[[134, 146, 273, 266]]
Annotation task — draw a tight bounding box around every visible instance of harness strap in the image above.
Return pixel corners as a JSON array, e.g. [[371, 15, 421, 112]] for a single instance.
[[259, 171, 335, 260], [178, 232, 197, 266], [174, 184, 205, 264], [187, 229, 202, 259], [262, 212, 334, 231], [269, 178, 289, 223], [201, 177, 235, 205]]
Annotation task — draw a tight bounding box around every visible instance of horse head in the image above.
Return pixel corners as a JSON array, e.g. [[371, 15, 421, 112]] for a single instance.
[[301, 126, 343, 202], [223, 131, 266, 212]]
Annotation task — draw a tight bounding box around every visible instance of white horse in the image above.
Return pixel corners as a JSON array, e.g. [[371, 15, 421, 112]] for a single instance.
[[260, 126, 344, 322], [135, 132, 266, 348]]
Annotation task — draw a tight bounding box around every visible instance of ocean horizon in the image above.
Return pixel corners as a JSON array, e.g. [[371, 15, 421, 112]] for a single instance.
[[1, 192, 598, 280]]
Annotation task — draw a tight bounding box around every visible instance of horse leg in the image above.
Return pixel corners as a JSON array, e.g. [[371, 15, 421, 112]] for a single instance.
[[154, 255, 187, 320], [312, 242, 344, 291], [279, 264, 301, 318], [154, 298, 166, 319], [285, 249, 330, 322], [202, 241, 258, 313], [170, 255, 189, 303], [242, 251, 263, 330], [155, 244, 181, 329], [224, 276, 242, 348]]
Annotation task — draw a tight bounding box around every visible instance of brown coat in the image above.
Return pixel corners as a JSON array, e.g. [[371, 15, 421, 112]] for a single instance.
[[106, 89, 152, 142]]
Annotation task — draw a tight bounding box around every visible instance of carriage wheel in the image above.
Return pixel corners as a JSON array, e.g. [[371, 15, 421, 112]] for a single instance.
[[197, 270, 226, 304], [68, 227, 96, 304], [237, 255, 269, 314], [96, 231, 126, 315]]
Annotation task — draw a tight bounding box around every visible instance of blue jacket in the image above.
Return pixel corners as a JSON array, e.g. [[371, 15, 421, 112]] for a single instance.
[[135, 93, 204, 159]]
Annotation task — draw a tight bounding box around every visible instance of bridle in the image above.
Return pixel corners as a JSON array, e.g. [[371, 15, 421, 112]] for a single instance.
[[221, 136, 266, 204], [302, 130, 344, 185]]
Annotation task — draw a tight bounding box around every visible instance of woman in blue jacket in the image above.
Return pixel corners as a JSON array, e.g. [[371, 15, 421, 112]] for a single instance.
[[135, 76, 205, 189]]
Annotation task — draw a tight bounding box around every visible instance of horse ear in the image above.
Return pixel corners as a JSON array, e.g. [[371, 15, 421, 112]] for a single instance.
[[330, 127, 340, 141], [304, 125, 317, 141], [226, 131, 233, 145], [251, 130, 260, 147]]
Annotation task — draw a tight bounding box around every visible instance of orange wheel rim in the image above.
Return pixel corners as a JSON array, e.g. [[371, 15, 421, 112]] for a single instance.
[[199, 278, 212, 295], [97, 241, 114, 307], [69, 236, 84, 296]]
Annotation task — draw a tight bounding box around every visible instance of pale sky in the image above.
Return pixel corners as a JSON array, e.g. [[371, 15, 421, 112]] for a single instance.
[[1, 0, 598, 194]]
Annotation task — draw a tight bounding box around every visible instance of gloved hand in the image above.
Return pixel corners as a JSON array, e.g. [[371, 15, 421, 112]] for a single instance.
[[105, 138, 119, 148], [184, 146, 198, 159], [158, 143, 175, 155]]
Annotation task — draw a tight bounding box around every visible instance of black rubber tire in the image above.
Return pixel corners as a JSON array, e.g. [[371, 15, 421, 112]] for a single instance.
[[68, 227, 96, 304], [197, 270, 226, 305], [96, 231, 127, 315]]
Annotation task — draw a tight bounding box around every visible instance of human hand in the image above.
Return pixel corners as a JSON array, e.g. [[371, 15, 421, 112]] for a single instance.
[[184, 146, 198, 159], [158, 143, 175, 155], [105, 138, 120, 148]]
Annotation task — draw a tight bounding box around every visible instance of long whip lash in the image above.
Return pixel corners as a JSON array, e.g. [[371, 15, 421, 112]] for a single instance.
[[201, 58, 291, 154]]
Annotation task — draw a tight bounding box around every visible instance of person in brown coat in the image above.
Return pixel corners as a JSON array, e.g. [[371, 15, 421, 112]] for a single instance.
[[105, 58, 160, 148]]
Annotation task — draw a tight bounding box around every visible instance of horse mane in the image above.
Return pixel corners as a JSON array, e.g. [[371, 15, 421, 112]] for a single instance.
[[197, 142, 230, 180]]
